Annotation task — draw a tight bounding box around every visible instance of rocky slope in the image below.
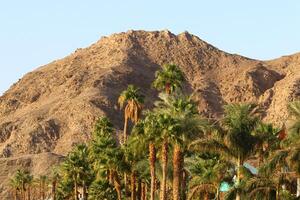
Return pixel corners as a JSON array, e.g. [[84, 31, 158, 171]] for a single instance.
[[0, 30, 299, 198]]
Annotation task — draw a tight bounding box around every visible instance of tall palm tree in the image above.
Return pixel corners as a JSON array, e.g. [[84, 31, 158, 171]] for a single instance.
[[61, 144, 92, 200], [190, 103, 260, 200], [156, 113, 180, 200], [132, 111, 168, 200], [89, 117, 125, 200], [154, 93, 210, 200], [153, 64, 185, 94], [118, 84, 144, 143], [123, 135, 148, 200], [132, 111, 180, 200]]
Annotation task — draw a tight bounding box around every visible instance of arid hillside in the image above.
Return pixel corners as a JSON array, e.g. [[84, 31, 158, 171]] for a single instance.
[[0, 30, 299, 198]]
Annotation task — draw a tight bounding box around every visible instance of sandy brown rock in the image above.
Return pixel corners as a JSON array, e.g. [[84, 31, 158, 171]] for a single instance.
[[0, 30, 299, 198]]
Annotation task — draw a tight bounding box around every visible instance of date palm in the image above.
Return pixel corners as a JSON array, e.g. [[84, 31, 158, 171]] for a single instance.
[[118, 84, 144, 144], [190, 103, 260, 200], [186, 156, 231, 200], [245, 169, 291, 200], [253, 122, 280, 166], [266, 101, 300, 197], [153, 64, 185, 94]]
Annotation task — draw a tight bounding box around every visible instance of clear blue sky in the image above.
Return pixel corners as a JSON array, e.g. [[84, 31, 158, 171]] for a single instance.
[[0, 1, 299, 94]]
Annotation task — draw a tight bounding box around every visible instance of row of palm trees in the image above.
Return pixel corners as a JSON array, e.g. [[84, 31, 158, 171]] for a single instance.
[[10, 64, 300, 200], [9, 169, 56, 200]]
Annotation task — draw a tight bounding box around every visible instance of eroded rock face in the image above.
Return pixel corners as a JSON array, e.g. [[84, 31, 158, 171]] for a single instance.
[[0, 30, 299, 198]]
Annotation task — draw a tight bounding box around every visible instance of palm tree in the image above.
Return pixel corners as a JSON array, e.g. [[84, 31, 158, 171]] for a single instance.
[[61, 144, 92, 200], [245, 169, 290, 200], [12, 169, 33, 200], [153, 64, 185, 94], [132, 111, 180, 200], [37, 175, 48, 200], [156, 113, 180, 200], [88, 179, 118, 200], [14, 170, 26, 200], [154, 93, 210, 200], [131, 113, 161, 200], [186, 156, 231, 200], [254, 122, 280, 166], [124, 126, 153, 200], [25, 173, 33, 200], [89, 117, 125, 200], [190, 103, 260, 200], [118, 84, 144, 144], [50, 168, 60, 200], [266, 101, 300, 197], [9, 176, 20, 200], [123, 141, 140, 200]]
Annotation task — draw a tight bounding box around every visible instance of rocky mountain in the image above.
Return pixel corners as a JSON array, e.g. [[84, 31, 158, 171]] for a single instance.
[[0, 30, 299, 198]]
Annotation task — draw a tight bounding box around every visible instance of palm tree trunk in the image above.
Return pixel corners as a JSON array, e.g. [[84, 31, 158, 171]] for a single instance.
[[141, 182, 146, 200], [125, 173, 128, 199], [149, 142, 156, 200], [83, 180, 87, 200], [14, 189, 17, 200], [22, 183, 26, 200], [52, 180, 57, 200], [113, 171, 122, 200], [297, 177, 300, 197], [74, 179, 78, 200], [42, 182, 46, 200], [131, 171, 137, 200], [165, 83, 171, 94], [27, 186, 31, 200], [236, 156, 241, 200], [123, 117, 128, 144], [160, 139, 168, 200], [204, 192, 209, 200], [39, 182, 42, 200], [173, 144, 182, 200], [109, 170, 114, 185], [181, 169, 188, 200], [145, 183, 148, 200], [137, 179, 142, 200]]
